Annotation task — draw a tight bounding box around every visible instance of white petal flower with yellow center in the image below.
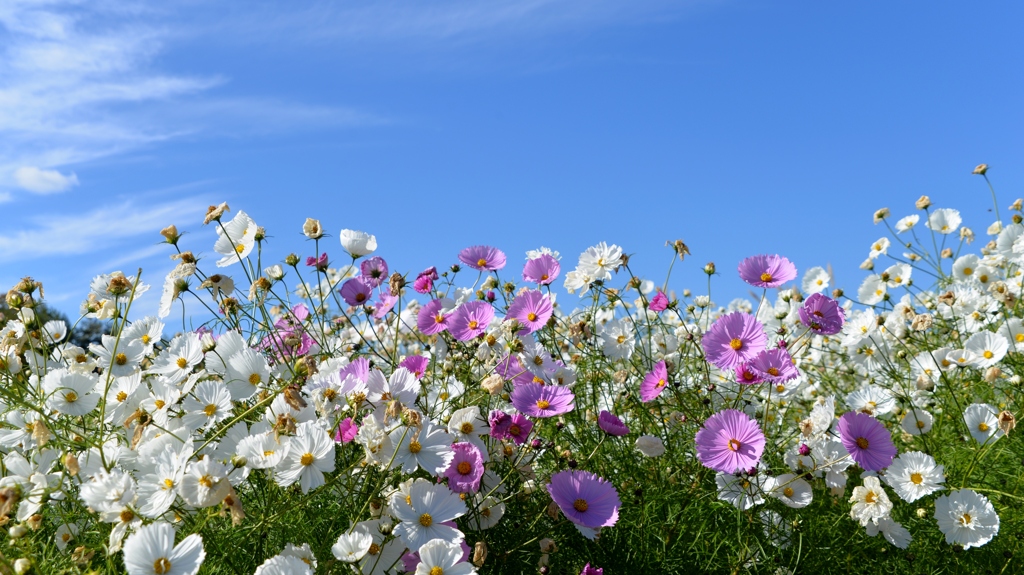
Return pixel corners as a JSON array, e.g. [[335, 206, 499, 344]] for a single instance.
[[123, 522, 205, 575]]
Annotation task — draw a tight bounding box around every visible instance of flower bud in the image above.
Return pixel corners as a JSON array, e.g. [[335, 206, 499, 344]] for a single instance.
[[302, 218, 323, 239], [160, 225, 180, 245], [703, 262, 716, 275], [972, 163, 989, 175], [873, 208, 890, 223], [915, 195, 931, 210]]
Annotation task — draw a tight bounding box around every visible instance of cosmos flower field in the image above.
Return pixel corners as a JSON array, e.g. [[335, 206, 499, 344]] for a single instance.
[[0, 169, 1021, 574]]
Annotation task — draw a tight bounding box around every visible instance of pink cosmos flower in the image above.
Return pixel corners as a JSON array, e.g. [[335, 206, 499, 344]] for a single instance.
[[547, 470, 620, 529], [799, 293, 846, 335], [738, 254, 797, 289], [338, 357, 369, 383], [399, 355, 430, 379], [597, 411, 630, 436], [494, 355, 535, 387], [334, 417, 359, 443], [838, 412, 897, 471], [306, 252, 328, 271], [448, 301, 495, 341], [414, 267, 438, 294], [648, 291, 669, 312], [339, 277, 373, 306], [639, 360, 669, 402], [371, 292, 397, 319], [459, 245, 507, 272], [416, 298, 453, 335], [734, 362, 763, 385], [445, 442, 485, 493], [359, 256, 389, 288], [694, 409, 766, 473], [506, 290, 553, 335], [511, 383, 575, 418], [506, 413, 534, 444], [522, 254, 561, 285], [581, 564, 604, 575], [748, 348, 798, 383], [701, 312, 768, 370]]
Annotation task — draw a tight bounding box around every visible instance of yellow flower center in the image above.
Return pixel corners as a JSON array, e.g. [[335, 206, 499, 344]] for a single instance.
[[983, 350, 994, 359], [263, 450, 275, 457], [468, 320, 478, 329], [916, 420, 925, 429], [767, 367, 780, 377], [64, 391, 78, 403], [300, 453, 314, 466], [457, 461, 472, 475], [155, 399, 166, 409], [963, 267, 973, 276], [729, 338, 743, 351], [249, 373, 261, 385], [460, 422, 474, 434], [368, 543, 380, 555], [477, 258, 488, 267], [204, 404, 217, 416], [657, 378, 666, 388], [430, 568, 444, 575], [536, 400, 550, 410], [116, 391, 128, 402], [959, 513, 972, 526], [573, 498, 589, 512], [978, 422, 989, 432], [419, 513, 433, 527], [727, 438, 742, 452], [864, 491, 877, 504], [910, 473, 923, 485], [855, 437, 869, 450], [199, 475, 213, 488], [408, 441, 422, 454], [163, 478, 175, 489], [783, 487, 794, 498], [153, 558, 172, 574], [115, 353, 128, 365], [176, 357, 188, 369], [760, 272, 773, 283], [434, 314, 445, 324], [142, 334, 151, 344], [509, 424, 521, 436], [120, 509, 135, 522], [527, 312, 538, 322]]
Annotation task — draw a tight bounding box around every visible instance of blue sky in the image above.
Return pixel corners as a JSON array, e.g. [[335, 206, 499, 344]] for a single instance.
[[2, 1, 1022, 322]]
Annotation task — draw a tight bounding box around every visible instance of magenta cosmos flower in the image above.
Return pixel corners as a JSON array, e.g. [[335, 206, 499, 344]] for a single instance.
[[334, 417, 358, 443], [506, 289, 553, 335], [798, 293, 845, 335], [416, 298, 454, 335], [648, 291, 669, 312], [523, 254, 561, 285], [701, 312, 768, 370], [734, 362, 764, 385], [448, 301, 495, 341], [598, 411, 629, 436], [581, 564, 604, 575], [445, 442, 484, 493], [459, 245, 506, 272], [547, 470, 620, 529], [639, 360, 669, 402], [511, 383, 575, 418], [413, 266, 438, 294], [695, 409, 766, 474], [399, 355, 430, 379], [339, 277, 373, 306], [748, 347, 798, 383], [837, 412, 897, 471], [738, 254, 797, 288], [360, 256, 389, 288]]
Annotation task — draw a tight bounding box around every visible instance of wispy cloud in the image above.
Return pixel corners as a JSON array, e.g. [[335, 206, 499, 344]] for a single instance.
[[13, 166, 80, 193], [215, 0, 697, 45], [0, 195, 205, 264]]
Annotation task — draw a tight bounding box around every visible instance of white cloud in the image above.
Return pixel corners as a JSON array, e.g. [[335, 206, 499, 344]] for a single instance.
[[13, 166, 79, 193], [0, 196, 205, 264]]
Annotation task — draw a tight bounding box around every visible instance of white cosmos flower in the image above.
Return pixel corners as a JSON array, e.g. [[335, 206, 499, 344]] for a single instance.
[[845, 385, 895, 417], [927, 208, 962, 234], [55, 523, 79, 551], [895, 214, 919, 232], [213, 210, 258, 267], [390, 479, 467, 550], [225, 348, 271, 400], [802, 266, 830, 295], [868, 237, 890, 259], [635, 435, 665, 457], [238, 432, 289, 470], [900, 409, 934, 435], [339, 229, 378, 258], [42, 369, 100, 416], [849, 476, 892, 527], [715, 473, 772, 511], [882, 451, 944, 502], [577, 241, 622, 281], [275, 423, 336, 493], [866, 517, 912, 549], [771, 474, 813, 508], [857, 274, 886, 305], [123, 522, 205, 575], [934, 489, 1000, 549], [964, 403, 1002, 444], [415, 539, 477, 575], [963, 331, 1008, 368], [253, 555, 313, 575], [178, 458, 231, 508], [332, 529, 373, 563]]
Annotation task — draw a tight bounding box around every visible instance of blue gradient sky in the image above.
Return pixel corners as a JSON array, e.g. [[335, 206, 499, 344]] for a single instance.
[[2, 1, 1022, 322]]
